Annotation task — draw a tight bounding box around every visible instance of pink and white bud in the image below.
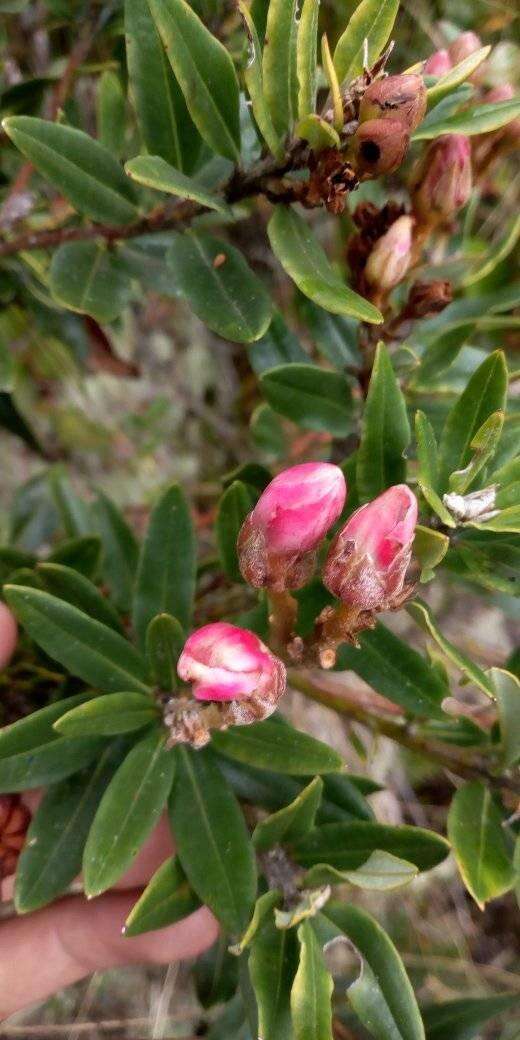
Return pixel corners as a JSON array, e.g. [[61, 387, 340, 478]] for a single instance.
[[238, 462, 346, 591], [350, 118, 410, 179], [411, 134, 472, 224], [177, 622, 286, 709], [359, 74, 427, 132], [424, 49, 452, 76], [323, 485, 418, 611], [0, 603, 17, 670], [448, 31, 481, 67], [365, 215, 415, 293]]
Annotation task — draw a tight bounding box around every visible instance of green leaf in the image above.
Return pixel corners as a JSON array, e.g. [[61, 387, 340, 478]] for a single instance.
[[230, 890, 281, 955], [248, 311, 309, 374], [37, 562, 124, 634], [413, 526, 449, 583], [0, 735, 105, 792], [422, 995, 520, 1040], [297, 0, 320, 120], [253, 777, 323, 850], [336, 622, 447, 719], [92, 490, 139, 614], [262, 0, 298, 137], [260, 363, 353, 436], [195, 935, 239, 1008], [217, 480, 253, 581], [124, 856, 200, 936], [238, 0, 282, 157], [249, 918, 299, 1040], [4, 585, 151, 694], [170, 746, 257, 933], [48, 469, 93, 539], [291, 920, 333, 1040], [407, 599, 494, 698], [2, 116, 138, 224], [125, 0, 200, 172], [268, 207, 382, 323], [0, 340, 15, 392], [97, 70, 126, 157], [357, 342, 410, 500], [333, 0, 400, 85], [146, 613, 185, 691], [413, 324, 475, 387], [426, 47, 490, 105], [55, 692, 158, 737], [469, 505, 520, 534], [133, 483, 196, 647], [447, 780, 515, 908], [14, 742, 124, 912], [463, 213, 520, 287], [448, 411, 504, 495], [415, 411, 456, 526], [250, 403, 287, 457], [295, 113, 340, 151], [149, 0, 240, 161], [303, 849, 418, 891], [167, 232, 272, 343], [325, 902, 426, 1040], [413, 96, 520, 139], [438, 352, 508, 493], [83, 729, 175, 896], [48, 536, 102, 579], [294, 821, 450, 873], [125, 155, 230, 215], [298, 297, 361, 367], [0, 693, 93, 758], [491, 667, 520, 770], [49, 242, 132, 323], [212, 719, 343, 775]]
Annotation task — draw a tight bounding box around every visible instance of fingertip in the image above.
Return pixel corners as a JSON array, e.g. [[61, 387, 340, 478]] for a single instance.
[[0, 602, 17, 669], [125, 906, 220, 965]]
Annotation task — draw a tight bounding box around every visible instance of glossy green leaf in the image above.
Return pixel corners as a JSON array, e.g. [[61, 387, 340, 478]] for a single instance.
[[268, 208, 382, 323], [413, 526, 449, 583], [55, 692, 158, 737], [37, 562, 124, 633], [413, 325, 475, 387], [333, 0, 400, 84], [125, 0, 200, 172], [133, 483, 195, 647], [322, 33, 343, 132], [14, 742, 124, 912], [407, 599, 494, 697], [253, 777, 323, 850], [124, 856, 200, 936], [48, 536, 102, 579], [0, 734, 105, 792], [212, 719, 343, 775], [2, 116, 138, 224], [295, 113, 340, 150], [448, 411, 504, 495], [262, 0, 298, 137], [4, 585, 150, 693], [146, 613, 185, 691], [325, 902, 426, 1040], [438, 352, 508, 493], [297, 0, 320, 119], [216, 480, 253, 582], [298, 297, 360, 367], [336, 621, 447, 719], [238, 0, 281, 157], [426, 47, 490, 105], [422, 994, 519, 1040], [248, 311, 308, 374], [125, 155, 230, 214], [230, 890, 281, 956], [294, 821, 449, 873], [249, 918, 299, 1040], [97, 70, 126, 157], [447, 781, 515, 908], [304, 849, 418, 891], [167, 232, 272, 343], [260, 363, 353, 436], [92, 490, 139, 614], [415, 411, 456, 526], [491, 667, 520, 769], [49, 242, 132, 323], [170, 746, 257, 933], [413, 97, 520, 139], [357, 342, 410, 501], [291, 920, 333, 1040], [84, 729, 175, 896], [149, 0, 240, 161]]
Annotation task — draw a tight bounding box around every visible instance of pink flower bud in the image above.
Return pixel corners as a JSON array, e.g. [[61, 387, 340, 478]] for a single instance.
[[0, 603, 17, 670], [411, 134, 472, 224], [238, 462, 346, 591], [177, 622, 286, 706], [424, 49, 452, 76], [359, 74, 427, 132], [448, 31, 481, 67], [350, 119, 410, 180], [323, 485, 418, 611], [365, 215, 414, 293]]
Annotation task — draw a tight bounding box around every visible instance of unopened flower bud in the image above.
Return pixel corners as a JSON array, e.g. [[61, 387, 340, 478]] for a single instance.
[[411, 134, 472, 224], [177, 622, 286, 706], [359, 74, 427, 132], [0, 795, 30, 878], [365, 215, 414, 293], [238, 462, 346, 591], [424, 49, 452, 76], [0, 602, 17, 669], [323, 485, 418, 611], [448, 31, 481, 66], [350, 118, 410, 179]]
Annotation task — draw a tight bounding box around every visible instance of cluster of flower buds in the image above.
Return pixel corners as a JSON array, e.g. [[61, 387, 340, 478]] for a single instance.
[[349, 73, 427, 180], [0, 795, 30, 879], [411, 133, 472, 227]]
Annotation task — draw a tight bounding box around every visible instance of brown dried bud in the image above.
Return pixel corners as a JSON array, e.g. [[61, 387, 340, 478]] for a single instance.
[[350, 118, 410, 179], [359, 74, 427, 132], [0, 795, 30, 878], [404, 279, 453, 318], [411, 134, 472, 225], [365, 215, 415, 293]]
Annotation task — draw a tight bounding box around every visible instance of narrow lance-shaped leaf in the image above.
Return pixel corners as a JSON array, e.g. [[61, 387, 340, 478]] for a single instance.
[[426, 46, 491, 105], [262, 0, 298, 138], [216, 480, 254, 581], [97, 70, 126, 156], [212, 718, 343, 775], [491, 668, 520, 770], [92, 490, 139, 614], [413, 97, 520, 140], [253, 776, 323, 850], [421, 994, 520, 1040], [293, 821, 450, 873], [146, 613, 185, 691], [333, 0, 400, 85], [37, 562, 125, 634], [54, 692, 159, 738], [303, 849, 418, 891], [124, 856, 201, 936], [357, 341, 411, 501], [125, 155, 231, 215], [297, 0, 320, 120], [448, 410, 504, 495], [447, 781, 515, 908], [238, 1, 282, 158], [249, 917, 299, 1040], [406, 599, 494, 698], [438, 351, 507, 492], [291, 920, 334, 1040], [415, 411, 456, 527], [260, 363, 353, 437]]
